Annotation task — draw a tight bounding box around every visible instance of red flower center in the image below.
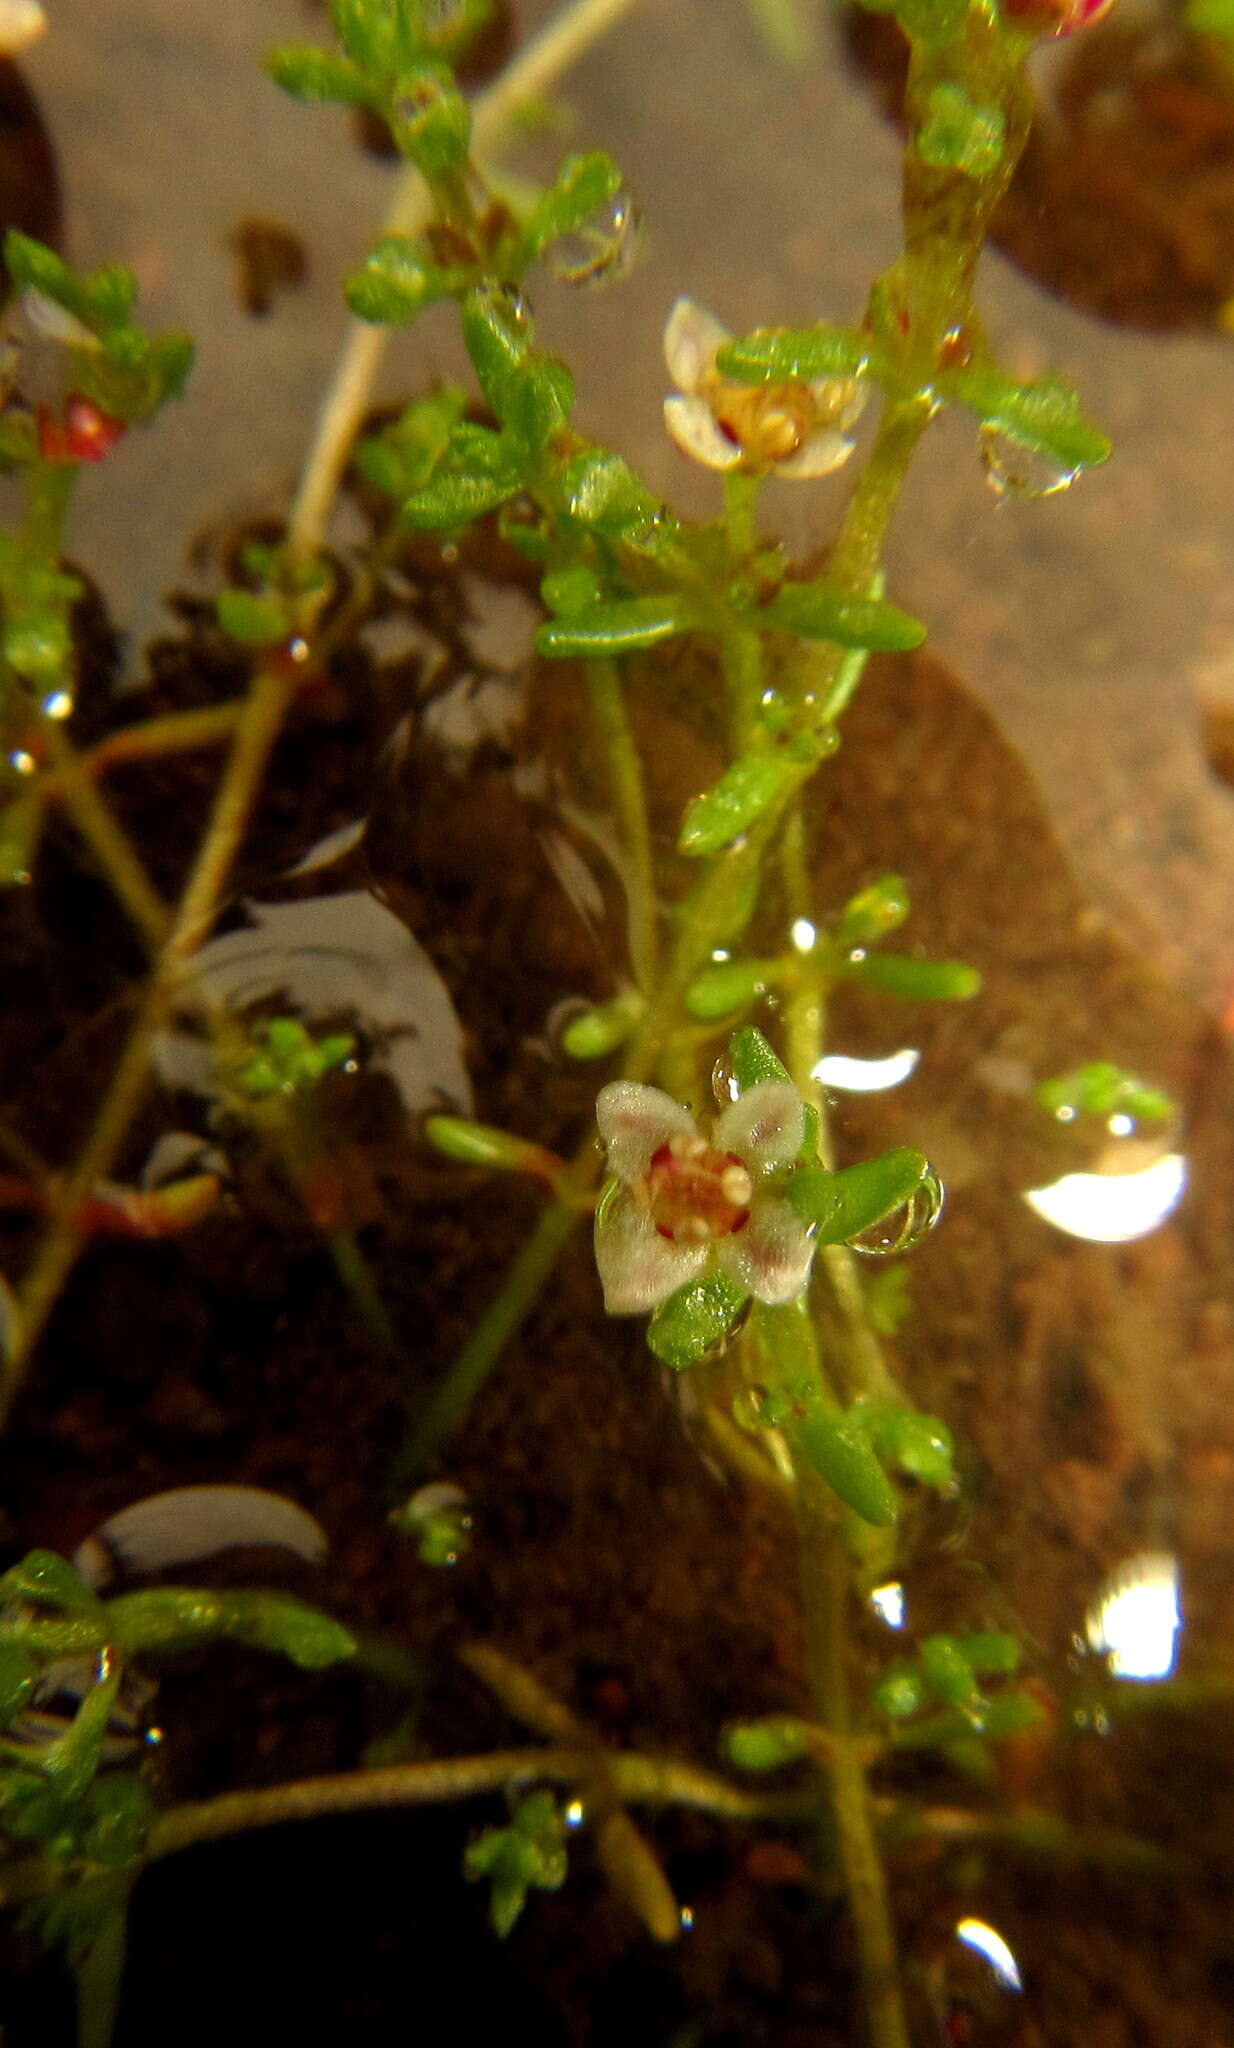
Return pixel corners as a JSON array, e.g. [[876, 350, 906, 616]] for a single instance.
[[644, 1134, 752, 1244]]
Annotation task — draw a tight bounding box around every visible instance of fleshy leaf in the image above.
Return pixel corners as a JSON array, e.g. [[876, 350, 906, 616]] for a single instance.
[[717, 323, 871, 383], [683, 958, 772, 1022], [835, 873, 910, 946], [346, 237, 468, 324], [646, 1272, 748, 1371], [840, 951, 981, 1000], [679, 748, 821, 856], [943, 362, 1111, 470], [786, 1147, 932, 1244], [559, 990, 644, 1059], [789, 1406, 897, 1526], [520, 151, 624, 260], [725, 1717, 816, 1771], [557, 448, 665, 542], [535, 595, 689, 658], [106, 1588, 355, 1668], [402, 466, 523, 529], [389, 62, 471, 178], [728, 1026, 790, 1093], [859, 1402, 955, 1487], [216, 589, 290, 647], [264, 44, 375, 105], [746, 579, 926, 652]]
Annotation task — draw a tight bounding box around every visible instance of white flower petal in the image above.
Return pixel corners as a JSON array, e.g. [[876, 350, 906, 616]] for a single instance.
[[663, 296, 731, 391], [718, 1196, 815, 1306], [595, 1185, 709, 1314], [596, 1080, 698, 1184], [775, 430, 856, 480], [664, 394, 742, 472], [714, 1079, 805, 1176]]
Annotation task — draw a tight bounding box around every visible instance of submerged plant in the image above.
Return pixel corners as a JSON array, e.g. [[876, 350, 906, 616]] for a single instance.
[[0, 1, 1199, 2044]]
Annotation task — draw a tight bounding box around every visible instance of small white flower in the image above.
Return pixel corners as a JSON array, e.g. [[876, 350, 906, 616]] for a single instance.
[[662, 297, 866, 478], [594, 1078, 816, 1315]]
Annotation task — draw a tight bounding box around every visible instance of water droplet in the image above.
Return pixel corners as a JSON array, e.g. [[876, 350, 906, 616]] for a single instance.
[[980, 427, 1077, 501], [546, 189, 642, 287], [8, 749, 35, 775], [679, 1904, 695, 1930], [472, 277, 533, 333], [563, 1798, 585, 1828], [849, 1168, 944, 1257], [40, 688, 72, 720], [711, 1053, 740, 1106]]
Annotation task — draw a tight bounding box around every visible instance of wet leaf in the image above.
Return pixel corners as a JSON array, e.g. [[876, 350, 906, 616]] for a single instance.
[[646, 1272, 748, 1371], [789, 1406, 897, 1526], [835, 873, 910, 946], [106, 1589, 355, 1668], [346, 236, 469, 324], [786, 1147, 933, 1244], [559, 990, 644, 1059], [0, 1550, 100, 1615], [859, 1403, 955, 1487], [728, 1025, 790, 1093], [679, 751, 813, 857], [943, 362, 1111, 471], [747, 578, 925, 652], [556, 448, 664, 542], [465, 1790, 568, 1937], [389, 61, 471, 177], [535, 595, 689, 658], [519, 151, 624, 261], [716, 323, 871, 383]]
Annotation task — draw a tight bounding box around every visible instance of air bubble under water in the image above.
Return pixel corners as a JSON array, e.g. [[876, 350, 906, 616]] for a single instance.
[[849, 1167, 944, 1257], [546, 189, 642, 287], [980, 426, 1077, 501]]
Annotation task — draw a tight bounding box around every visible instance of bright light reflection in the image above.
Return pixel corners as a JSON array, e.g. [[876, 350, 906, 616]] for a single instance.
[[869, 1581, 905, 1629], [956, 1917, 1022, 1992], [813, 1048, 920, 1094], [1022, 1153, 1186, 1244], [1086, 1551, 1181, 1681], [41, 690, 72, 720], [1107, 1112, 1135, 1137], [9, 749, 35, 775], [790, 917, 817, 954]]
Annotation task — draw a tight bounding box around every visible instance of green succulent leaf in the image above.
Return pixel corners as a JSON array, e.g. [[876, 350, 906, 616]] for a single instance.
[[556, 448, 665, 541], [465, 1790, 568, 1937], [402, 464, 523, 530], [519, 150, 624, 261], [740, 578, 926, 652], [728, 1025, 790, 1093], [679, 748, 821, 857], [716, 323, 871, 383], [106, 1589, 355, 1669], [4, 231, 136, 335], [0, 1549, 101, 1616], [789, 1406, 897, 1526], [535, 595, 689, 658], [683, 957, 773, 1022], [1034, 1060, 1174, 1126], [724, 1716, 816, 1771], [943, 362, 1111, 471], [859, 1403, 955, 1488], [558, 990, 644, 1059], [646, 1273, 748, 1371], [835, 873, 910, 946], [389, 61, 472, 176], [839, 950, 981, 1000], [786, 1147, 933, 1245], [264, 44, 375, 105], [216, 589, 291, 647], [346, 236, 469, 324]]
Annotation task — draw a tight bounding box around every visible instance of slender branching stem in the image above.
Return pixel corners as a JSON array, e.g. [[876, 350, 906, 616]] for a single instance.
[[584, 657, 659, 990], [38, 724, 170, 953], [142, 1746, 803, 1864], [286, 0, 647, 565]]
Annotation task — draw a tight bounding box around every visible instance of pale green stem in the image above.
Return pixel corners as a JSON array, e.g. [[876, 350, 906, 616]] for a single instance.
[[2, 664, 299, 1419], [794, 1458, 910, 2048], [285, 0, 647, 565], [584, 658, 659, 990], [393, 1190, 582, 1482], [143, 1747, 800, 1864], [721, 470, 765, 749], [39, 724, 170, 953]]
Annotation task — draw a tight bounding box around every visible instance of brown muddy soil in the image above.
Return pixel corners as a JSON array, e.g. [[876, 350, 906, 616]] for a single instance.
[[0, 492, 1232, 2045]]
